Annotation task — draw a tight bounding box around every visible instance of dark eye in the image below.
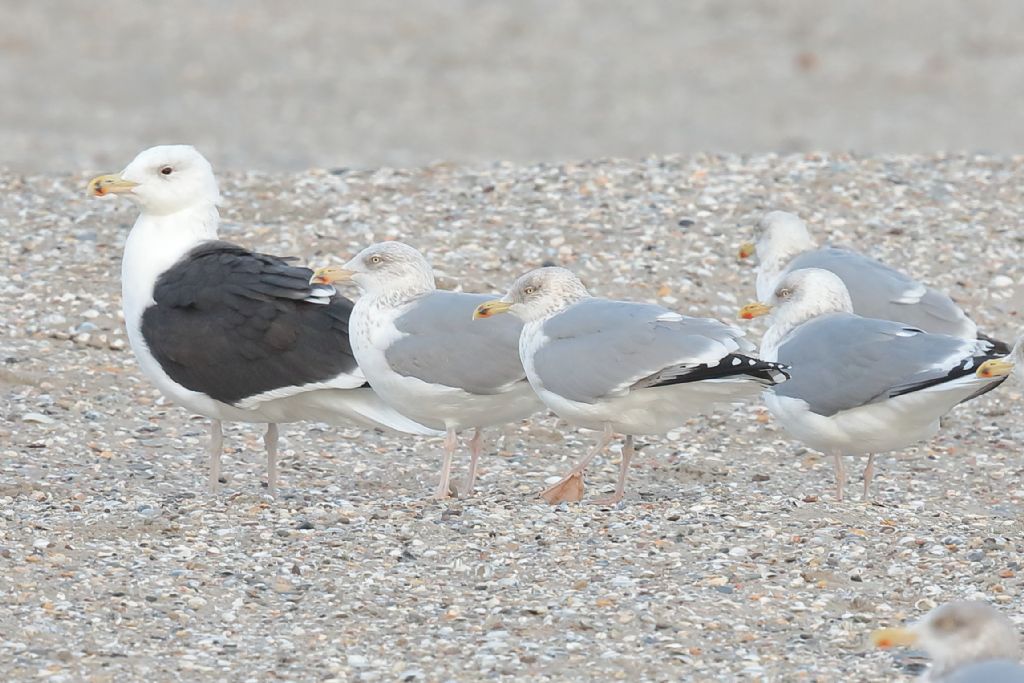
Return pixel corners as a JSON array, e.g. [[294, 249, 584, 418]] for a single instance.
[[160, 166, 173, 176]]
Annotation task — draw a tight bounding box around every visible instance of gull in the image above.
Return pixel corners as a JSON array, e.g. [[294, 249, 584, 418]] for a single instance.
[[311, 242, 542, 499], [739, 267, 1011, 501], [473, 267, 788, 505], [739, 210, 1007, 351], [872, 601, 1023, 682], [88, 145, 436, 495]]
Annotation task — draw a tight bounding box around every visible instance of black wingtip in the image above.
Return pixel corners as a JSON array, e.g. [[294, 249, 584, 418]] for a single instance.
[[977, 332, 1011, 356]]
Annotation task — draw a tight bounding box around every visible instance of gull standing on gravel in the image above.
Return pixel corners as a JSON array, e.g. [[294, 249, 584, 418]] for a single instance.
[[739, 211, 1007, 351], [739, 268, 1011, 501], [88, 145, 436, 495], [311, 242, 541, 499], [473, 267, 788, 505], [871, 601, 1023, 682]]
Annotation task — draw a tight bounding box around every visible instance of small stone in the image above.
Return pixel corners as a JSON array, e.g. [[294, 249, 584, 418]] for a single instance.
[[989, 275, 1013, 288]]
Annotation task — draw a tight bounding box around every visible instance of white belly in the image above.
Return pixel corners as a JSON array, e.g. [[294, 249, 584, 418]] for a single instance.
[[350, 299, 538, 431], [534, 379, 763, 435], [764, 375, 989, 456]]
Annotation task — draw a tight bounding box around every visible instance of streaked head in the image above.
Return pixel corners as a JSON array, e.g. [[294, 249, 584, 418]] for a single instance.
[[311, 241, 435, 296], [474, 267, 589, 323], [871, 601, 1020, 678], [87, 145, 220, 215]]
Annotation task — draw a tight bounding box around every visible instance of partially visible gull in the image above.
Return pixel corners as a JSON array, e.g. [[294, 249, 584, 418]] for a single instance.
[[473, 267, 788, 505], [739, 211, 1008, 351], [872, 601, 1023, 682], [976, 336, 1021, 382], [310, 242, 541, 499], [88, 145, 436, 495], [739, 268, 1011, 501]]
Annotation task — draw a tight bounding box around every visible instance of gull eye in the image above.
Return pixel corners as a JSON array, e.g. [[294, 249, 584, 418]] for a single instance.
[[523, 286, 537, 295], [369, 255, 383, 265], [933, 616, 962, 633], [160, 166, 173, 176], [776, 287, 792, 299]]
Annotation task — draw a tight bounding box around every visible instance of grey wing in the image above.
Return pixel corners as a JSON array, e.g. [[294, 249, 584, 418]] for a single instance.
[[788, 248, 974, 336], [532, 299, 753, 403], [385, 291, 526, 394], [772, 313, 988, 416], [945, 660, 1024, 683]]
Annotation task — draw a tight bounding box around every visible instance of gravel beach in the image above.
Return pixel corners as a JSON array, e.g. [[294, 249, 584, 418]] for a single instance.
[[2, 154, 1023, 681]]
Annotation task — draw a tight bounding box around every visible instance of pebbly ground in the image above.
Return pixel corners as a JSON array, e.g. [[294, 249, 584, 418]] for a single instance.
[[1, 154, 1023, 682]]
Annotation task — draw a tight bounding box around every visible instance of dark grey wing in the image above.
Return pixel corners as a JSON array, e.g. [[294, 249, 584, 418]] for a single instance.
[[532, 299, 782, 404], [945, 659, 1024, 683], [142, 240, 363, 405], [788, 248, 975, 335], [385, 291, 526, 395], [772, 312, 997, 417]]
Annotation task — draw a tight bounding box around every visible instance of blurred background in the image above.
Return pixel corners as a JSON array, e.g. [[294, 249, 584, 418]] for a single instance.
[[3, 0, 1023, 172]]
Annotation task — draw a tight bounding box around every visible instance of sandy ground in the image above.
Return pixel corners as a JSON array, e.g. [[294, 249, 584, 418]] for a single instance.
[[2, 153, 1024, 681], [4, 1, 1024, 173]]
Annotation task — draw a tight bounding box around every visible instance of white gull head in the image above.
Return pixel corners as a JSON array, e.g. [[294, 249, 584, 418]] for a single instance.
[[107, 145, 221, 216], [760, 268, 854, 353], [500, 267, 591, 323], [754, 211, 817, 264], [752, 211, 817, 298]]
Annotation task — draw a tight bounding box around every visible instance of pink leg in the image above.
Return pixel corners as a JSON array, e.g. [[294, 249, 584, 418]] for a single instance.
[[541, 424, 615, 505], [591, 434, 634, 506], [461, 428, 484, 496], [833, 452, 846, 502], [432, 428, 458, 499], [862, 454, 875, 501]]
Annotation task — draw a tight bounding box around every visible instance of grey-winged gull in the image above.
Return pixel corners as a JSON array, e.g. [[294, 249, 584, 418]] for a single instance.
[[473, 267, 788, 505], [88, 145, 436, 495], [310, 241, 542, 499], [739, 211, 1008, 351], [872, 601, 1023, 682], [739, 268, 1011, 501]]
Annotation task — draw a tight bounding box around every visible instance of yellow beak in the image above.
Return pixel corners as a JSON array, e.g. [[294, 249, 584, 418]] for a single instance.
[[87, 174, 138, 197], [473, 300, 512, 320], [976, 357, 1015, 379], [309, 266, 355, 286], [870, 626, 918, 649], [738, 242, 756, 259], [738, 302, 772, 320]]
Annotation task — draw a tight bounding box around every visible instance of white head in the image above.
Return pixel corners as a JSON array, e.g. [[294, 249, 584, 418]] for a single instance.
[[88, 145, 221, 216], [739, 268, 854, 337], [752, 211, 817, 264], [311, 241, 435, 298], [872, 601, 1021, 679], [474, 267, 590, 323]]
